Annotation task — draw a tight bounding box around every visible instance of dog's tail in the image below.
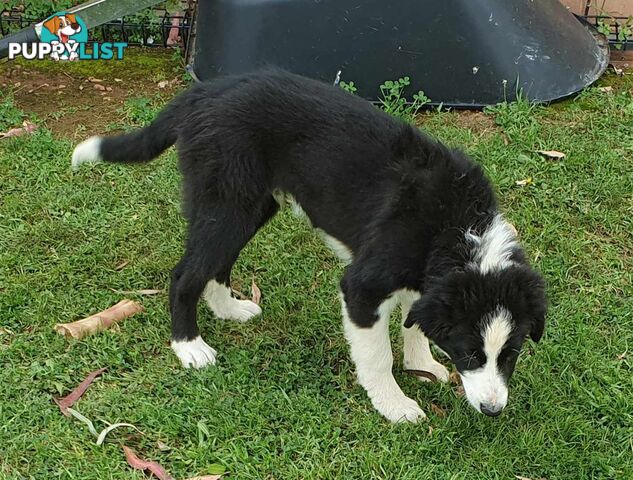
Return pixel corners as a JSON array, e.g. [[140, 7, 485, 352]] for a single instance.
[[71, 92, 185, 171]]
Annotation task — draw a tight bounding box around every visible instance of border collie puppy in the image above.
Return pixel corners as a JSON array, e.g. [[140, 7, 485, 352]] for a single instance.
[[72, 69, 546, 423]]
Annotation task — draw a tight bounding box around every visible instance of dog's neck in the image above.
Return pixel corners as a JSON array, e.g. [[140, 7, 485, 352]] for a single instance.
[[423, 212, 525, 288]]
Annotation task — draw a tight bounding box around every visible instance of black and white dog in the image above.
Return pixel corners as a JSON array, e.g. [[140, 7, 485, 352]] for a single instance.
[[72, 69, 547, 422]]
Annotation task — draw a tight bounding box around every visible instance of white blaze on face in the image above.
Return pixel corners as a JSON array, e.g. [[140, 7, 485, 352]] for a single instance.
[[460, 308, 513, 414]]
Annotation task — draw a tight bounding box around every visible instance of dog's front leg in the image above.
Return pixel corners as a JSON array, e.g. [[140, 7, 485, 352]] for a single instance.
[[340, 293, 425, 423], [400, 292, 450, 382]]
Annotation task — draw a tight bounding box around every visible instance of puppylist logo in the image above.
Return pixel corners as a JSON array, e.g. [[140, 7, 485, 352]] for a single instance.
[[8, 12, 127, 61]]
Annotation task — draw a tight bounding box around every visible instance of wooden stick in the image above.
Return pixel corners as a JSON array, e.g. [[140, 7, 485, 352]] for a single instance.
[[404, 369, 438, 383]]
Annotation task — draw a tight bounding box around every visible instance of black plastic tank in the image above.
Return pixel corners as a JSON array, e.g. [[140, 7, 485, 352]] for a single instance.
[[191, 0, 609, 108]]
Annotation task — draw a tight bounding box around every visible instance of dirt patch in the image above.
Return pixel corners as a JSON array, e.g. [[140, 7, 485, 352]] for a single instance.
[[449, 110, 497, 134], [416, 109, 499, 136], [0, 48, 186, 139]]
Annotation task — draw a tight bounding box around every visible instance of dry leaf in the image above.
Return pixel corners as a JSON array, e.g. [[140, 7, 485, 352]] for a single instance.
[[55, 299, 144, 339], [186, 476, 222, 480], [430, 403, 447, 418], [448, 371, 461, 385], [251, 280, 262, 305], [617, 351, 627, 361], [115, 260, 129, 271], [66, 407, 99, 437], [134, 289, 162, 296], [96, 423, 143, 446], [0, 121, 38, 139], [158, 80, 169, 89], [88, 76, 103, 83], [612, 66, 623, 76], [54, 368, 106, 416], [515, 177, 533, 187], [454, 385, 465, 397], [156, 440, 171, 451], [231, 288, 247, 300], [123, 446, 174, 480], [79, 85, 84, 90], [93, 84, 106, 91], [597, 86, 613, 93], [0, 327, 14, 335], [537, 150, 565, 160]]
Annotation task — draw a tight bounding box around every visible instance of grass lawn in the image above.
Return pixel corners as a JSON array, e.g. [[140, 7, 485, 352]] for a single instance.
[[1, 55, 632, 479]]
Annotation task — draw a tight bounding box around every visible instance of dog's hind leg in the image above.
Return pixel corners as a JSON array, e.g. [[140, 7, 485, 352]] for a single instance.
[[201, 194, 277, 323], [203, 274, 261, 323], [400, 292, 450, 383], [170, 197, 278, 369]]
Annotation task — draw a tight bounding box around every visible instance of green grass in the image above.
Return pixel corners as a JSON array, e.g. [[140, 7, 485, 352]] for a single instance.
[[1, 75, 632, 479]]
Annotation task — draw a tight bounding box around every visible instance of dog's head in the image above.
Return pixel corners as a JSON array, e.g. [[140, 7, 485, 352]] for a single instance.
[[404, 265, 546, 416], [43, 14, 81, 39]]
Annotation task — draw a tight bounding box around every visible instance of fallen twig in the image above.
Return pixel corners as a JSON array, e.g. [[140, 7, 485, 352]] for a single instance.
[[55, 300, 144, 339], [404, 369, 438, 382]]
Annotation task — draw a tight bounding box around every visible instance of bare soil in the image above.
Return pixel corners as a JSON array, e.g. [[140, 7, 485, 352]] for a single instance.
[[0, 48, 185, 139]]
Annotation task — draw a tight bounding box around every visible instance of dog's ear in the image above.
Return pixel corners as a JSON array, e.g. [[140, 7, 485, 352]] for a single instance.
[[43, 16, 61, 34], [527, 278, 547, 342], [65, 14, 80, 28], [507, 267, 547, 343], [403, 274, 461, 339], [404, 293, 452, 340]]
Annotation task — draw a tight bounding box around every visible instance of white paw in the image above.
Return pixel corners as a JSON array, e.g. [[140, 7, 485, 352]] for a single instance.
[[420, 361, 450, 383], [209, 298, 262, 323], [71, 136, 102, 171], [171, 336, 217, 369], [204, 280, 262, 322], [373, 394, 426, 423]]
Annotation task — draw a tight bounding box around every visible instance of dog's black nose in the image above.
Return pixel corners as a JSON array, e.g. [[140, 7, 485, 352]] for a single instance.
[[480, 403, 502, 417]]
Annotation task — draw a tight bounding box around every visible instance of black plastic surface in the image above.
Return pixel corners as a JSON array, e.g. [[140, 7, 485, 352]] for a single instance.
[[0, 26, 39, 59], [192, 0, 609, 107]]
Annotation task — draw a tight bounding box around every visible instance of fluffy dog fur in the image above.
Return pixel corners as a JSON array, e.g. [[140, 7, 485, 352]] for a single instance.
[[72, 69, 547, 422]]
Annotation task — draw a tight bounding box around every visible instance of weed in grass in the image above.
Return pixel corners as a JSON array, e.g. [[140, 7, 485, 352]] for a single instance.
[[339, 76, 430, 121], [378, 77, 430, 122], [0, 92, 25, 131], [484, 91, 544, 146], [339, 80, 357, 94]]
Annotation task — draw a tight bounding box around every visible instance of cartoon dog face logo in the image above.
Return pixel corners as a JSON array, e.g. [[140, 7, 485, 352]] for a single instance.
[[42, 13, 84, 61], [43, 14, 82, 42]]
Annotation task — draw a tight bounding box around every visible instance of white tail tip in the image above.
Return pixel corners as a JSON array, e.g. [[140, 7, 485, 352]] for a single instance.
[[71, 136, 102, 171]]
